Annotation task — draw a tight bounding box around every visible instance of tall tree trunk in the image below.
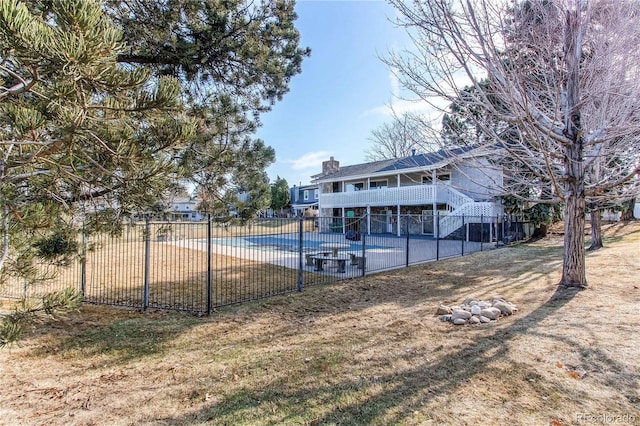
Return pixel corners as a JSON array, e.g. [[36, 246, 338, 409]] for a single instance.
[[620, 197, 636, 221], [560, 8, 587, 288], [562, 170, 587, 288], [588, 208, 603, 251]]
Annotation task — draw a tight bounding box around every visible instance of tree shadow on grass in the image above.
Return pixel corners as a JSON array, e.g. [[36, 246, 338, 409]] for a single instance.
[[165, 286, 638, 425], [15, 237, 638, 424], [82, 261, 326, 312], [30, 268, 298, 366], [25, 240, 566, 369], [26, 256, 330, 367], [28, 309, 202, 366]]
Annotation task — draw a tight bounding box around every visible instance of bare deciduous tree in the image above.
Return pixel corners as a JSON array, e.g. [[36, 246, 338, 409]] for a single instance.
[[365, 112, 430, 161], [386, 0, 640, 288]]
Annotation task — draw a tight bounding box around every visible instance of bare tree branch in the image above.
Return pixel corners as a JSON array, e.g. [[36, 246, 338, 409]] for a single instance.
[[387, 0, 640, 287]]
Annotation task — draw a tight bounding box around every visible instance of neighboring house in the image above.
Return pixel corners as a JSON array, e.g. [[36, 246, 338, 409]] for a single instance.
[[81, 191, 207, 222], [290, 184, 319, 216], [311, 148, 504, 238], [165, 195, 206, 222]]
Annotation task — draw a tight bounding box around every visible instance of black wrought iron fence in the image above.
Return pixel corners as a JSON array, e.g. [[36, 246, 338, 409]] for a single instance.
[[1, 214, 530, 313]]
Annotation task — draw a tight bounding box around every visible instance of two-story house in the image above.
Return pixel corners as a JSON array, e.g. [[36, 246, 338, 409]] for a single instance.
[[311, 148, 503, 238], [166, 195, 206, 222], [290, 184, 319, 216]]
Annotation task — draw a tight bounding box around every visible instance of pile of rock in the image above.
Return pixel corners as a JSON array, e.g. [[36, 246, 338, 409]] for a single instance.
[[437, 296, 517, 325]]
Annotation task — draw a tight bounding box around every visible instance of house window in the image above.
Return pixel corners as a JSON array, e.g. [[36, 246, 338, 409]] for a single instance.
[[313, 189, 319, 199], [346, 182, 364, 192], [304, 190, 309, 200], [437, 173, 451, 183], [423, 173, 451, 184], [369, 180, 388, 190]]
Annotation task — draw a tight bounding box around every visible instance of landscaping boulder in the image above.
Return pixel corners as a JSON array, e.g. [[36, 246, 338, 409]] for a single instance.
[[452, 310, 472, 321], [436, 305, 452, 315], [462, 297, 477, 306], [439, 296, 518, 326], [480, 307, 501, 320], [493, 301, 514, 316]]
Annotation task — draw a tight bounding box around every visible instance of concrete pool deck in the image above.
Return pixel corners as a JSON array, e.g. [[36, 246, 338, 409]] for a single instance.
[[167, 232, 497, 277]]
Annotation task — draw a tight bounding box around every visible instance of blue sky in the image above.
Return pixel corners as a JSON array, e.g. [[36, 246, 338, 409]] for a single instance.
[[256, 0, 420, 187]]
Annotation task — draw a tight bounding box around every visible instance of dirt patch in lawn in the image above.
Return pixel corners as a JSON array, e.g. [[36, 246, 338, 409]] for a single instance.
[[1, 222, 639, 425]]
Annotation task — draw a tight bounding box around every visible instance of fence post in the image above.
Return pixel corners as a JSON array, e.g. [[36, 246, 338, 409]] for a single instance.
[[405, 215, 410, 267], [436, 212, 440, 261], [143, 218, 150, 310], [461, 214, 465, 256], [298, 217, 303, 292], [480, 214, 484, 252], [206, 215, 212, 315], [80, 225, 86, 298], [361, 220, 366, 277]]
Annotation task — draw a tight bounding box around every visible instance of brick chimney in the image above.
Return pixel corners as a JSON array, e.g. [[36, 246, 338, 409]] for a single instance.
[[322, 156, 340, 175]]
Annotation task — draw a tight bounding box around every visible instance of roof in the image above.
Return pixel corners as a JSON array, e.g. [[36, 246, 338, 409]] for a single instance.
[[312, 146, 477, 182], [290, 184, 318, 191]]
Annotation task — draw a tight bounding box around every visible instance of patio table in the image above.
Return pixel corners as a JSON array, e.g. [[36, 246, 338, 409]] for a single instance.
[[311, 254, 350, 273], [320, 243, 351, 256]]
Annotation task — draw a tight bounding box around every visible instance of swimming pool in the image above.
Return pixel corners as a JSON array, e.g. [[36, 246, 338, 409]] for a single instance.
[[207, 235, 391, 253]]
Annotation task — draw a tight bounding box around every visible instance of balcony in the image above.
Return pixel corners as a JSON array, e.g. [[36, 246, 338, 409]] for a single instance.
[[319, 184, 472, 209]]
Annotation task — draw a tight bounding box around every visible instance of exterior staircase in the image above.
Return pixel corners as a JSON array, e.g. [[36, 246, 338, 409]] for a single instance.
[[438, 200, 497, 238], [436, 186, 497, 238]]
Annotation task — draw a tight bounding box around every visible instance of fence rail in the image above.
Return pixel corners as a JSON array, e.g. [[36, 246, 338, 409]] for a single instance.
[[1, 214, 531, 313]]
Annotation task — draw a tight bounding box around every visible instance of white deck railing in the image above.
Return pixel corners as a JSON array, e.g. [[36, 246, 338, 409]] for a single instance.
[[439, 186, 474, 209], [319, 184, 475, 208]]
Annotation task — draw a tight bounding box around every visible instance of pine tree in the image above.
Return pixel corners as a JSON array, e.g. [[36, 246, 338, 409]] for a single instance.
[[0, 0, 309, 345], [0, 0, 309, 280], [270, 176, 290, 215]]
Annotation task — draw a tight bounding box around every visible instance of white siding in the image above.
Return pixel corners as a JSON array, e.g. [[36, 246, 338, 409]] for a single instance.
[[451, 159, 503, 201]]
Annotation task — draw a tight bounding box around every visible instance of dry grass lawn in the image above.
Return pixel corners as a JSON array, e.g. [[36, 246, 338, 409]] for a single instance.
[[0, 222, 639, 425]]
